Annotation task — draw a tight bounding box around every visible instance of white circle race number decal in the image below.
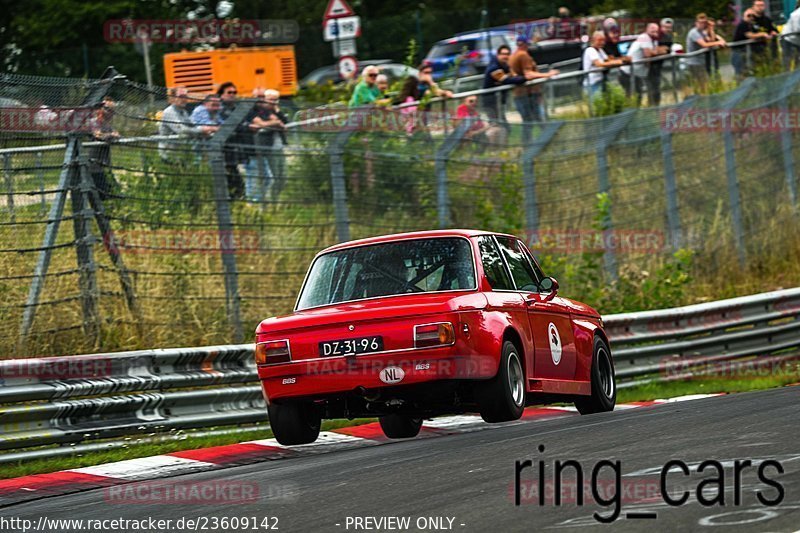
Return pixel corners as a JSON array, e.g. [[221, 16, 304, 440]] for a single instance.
[[548, 323, 562, 365], [380, 366, 405, 384]]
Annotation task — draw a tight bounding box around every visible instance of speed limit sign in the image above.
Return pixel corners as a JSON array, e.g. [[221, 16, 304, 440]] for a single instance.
[[338, 56, 358, 80]]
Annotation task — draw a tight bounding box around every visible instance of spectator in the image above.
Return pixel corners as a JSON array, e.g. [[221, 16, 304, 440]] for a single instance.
[[349, 66, 390, 107], [243, 88, 274, 202], [375, 74, 390, 97], [158, 87, 206, 162], [509, 35, 558, 145], [260, 89, 288, 200], [601, 18, 633, 92], [417, 62, 454, 99], [751, 0, 778, 60], [190, 94, 223, 130], [781, 1, 800, 69], [551, 7, 584, 40], [216, 82, 238, 120], [583, 31, 625, 99], [733, 9, 770, 78], [88, 96, 120, 200], [704, 18, 725, 74], [686, 14, 726, 92], [456, 96, 506, 147], [648, 18, 675, 106], [396, 76, 422, 136], [620, 23, 665, 106], [481, 44, 526, 126]]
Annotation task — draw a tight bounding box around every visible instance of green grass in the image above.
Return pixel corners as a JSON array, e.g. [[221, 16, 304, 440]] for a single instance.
[[3, 372, 798, 481]]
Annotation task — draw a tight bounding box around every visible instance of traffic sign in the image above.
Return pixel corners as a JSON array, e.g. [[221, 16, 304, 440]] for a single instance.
[[337, 56, 358, 80], [333, 38, 357, 57], [323, 0, 354, 20], [324, 16, 360, 42]]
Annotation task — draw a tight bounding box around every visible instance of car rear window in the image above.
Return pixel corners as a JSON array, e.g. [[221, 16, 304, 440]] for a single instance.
[[297, 238, 476, 310]]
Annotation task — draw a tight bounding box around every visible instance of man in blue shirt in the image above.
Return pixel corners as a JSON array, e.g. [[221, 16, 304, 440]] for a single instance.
[[481, 45, 526, 125]]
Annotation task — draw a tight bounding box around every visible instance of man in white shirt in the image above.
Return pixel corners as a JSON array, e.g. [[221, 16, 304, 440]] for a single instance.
[[782, 1, 800, 69], [621, 23, 666, 106], [583, 31, 626, 99]]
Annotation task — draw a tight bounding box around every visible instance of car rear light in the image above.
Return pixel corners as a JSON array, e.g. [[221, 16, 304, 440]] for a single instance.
[[255, 339, 291, 365], [414, 322, 455, 348]]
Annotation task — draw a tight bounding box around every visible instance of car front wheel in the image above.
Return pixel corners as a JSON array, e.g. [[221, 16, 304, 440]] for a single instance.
[[476, 340, 526, 423], [379, 414, 423, 439], [575, 336, 616, 414], [268, 400, 321, 445]]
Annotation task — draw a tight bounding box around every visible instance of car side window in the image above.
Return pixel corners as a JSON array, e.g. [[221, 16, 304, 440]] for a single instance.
[[477, 236, 514, 291], [519, 241, 546, 285], [495, 237, 540, 292]]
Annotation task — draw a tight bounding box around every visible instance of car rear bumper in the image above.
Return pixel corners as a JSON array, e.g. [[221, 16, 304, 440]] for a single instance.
[[257, 347, 497, 402]]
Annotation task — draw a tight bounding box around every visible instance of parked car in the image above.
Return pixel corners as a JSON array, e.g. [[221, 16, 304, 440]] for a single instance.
[[424, 30, 514, 80], [255, 229, 616, 445], [299, 59, 418, 88]]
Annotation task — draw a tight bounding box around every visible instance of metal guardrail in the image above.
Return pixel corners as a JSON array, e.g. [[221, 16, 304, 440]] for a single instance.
[[0, 287, 798, 462]]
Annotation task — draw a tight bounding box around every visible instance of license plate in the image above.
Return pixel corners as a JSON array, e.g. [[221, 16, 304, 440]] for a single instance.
[[319, 336, 384, 357]]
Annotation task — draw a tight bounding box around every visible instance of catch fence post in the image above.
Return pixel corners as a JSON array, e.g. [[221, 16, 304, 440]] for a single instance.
[[595, 110, 636, 281], [521, 121, 563, 240], [661, 97, 696, 249], [779, 70, 800, 214], [328, 128, 356, 242], [434, 118, 473, 228]]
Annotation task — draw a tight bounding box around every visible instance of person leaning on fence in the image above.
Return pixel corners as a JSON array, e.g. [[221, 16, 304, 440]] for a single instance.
[[189, 94, 222, 168], [733, 9, 771, 79], [781, 1, 800, 70], [158, 87, 206, 162], [212, 82, 245, 199], [248, 89, 288, 202], [751, 0, 778, 60], [509, 35, 559, 145], [375, 74, 390, 97], [620, 23, 665, 106], [396, 76, 423, 136], [648, 18, 675, 107], [88, 96, 120, 200], [242, 88, 274, 203], [348, 66, 391, 108], [455, 95, 506, 148], [481, 45, 525, 127], [583, 31, 626, 99], [686, 14, 727, 93]]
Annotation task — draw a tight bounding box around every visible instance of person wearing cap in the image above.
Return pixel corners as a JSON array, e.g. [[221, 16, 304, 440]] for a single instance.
[[686, 13, 727, 92], [509, 34, 559, 145], [648, 18, 675, 106]]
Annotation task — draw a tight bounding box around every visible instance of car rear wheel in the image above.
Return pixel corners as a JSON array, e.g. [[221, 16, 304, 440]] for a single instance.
[[379, 414, 423, 439], [477, 340, 526, 423], [268, 400, 321, 445], [575, 337, 616, 415]]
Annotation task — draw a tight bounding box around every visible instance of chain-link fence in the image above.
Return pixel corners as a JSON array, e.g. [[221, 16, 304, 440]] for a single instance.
[[1, 66, 799, 357]]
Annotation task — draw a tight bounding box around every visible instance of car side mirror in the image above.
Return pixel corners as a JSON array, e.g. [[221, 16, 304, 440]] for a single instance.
[[539, 277, 559, 301]]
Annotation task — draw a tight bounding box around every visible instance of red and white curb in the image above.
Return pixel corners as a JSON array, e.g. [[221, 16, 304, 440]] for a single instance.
[[0, 394, 723, 506]]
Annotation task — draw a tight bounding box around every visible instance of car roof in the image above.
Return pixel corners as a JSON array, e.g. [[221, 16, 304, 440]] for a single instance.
[[319, 229, 519, 254]]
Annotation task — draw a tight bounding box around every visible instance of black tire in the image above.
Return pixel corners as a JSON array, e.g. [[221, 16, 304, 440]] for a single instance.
[[267, 400, 321, 445], [379, 414, 423, 439], [575, 336, 616, 414], [476, 340, 526, 423]]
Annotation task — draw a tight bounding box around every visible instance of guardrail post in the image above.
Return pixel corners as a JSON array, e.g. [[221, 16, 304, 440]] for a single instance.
[[209, 102, 255, 344], [778, 70, 800, 214], [721, 78, 756, 267], [327, 128, 355, 242], [3, 154, 14, 224], [595, 111, 636, 281], [434, 118, 473, 228], [661, 97, 696, 249], [521, 121, 563, 237], [72, 141, 100, 345], [671, 55, 679, 104]]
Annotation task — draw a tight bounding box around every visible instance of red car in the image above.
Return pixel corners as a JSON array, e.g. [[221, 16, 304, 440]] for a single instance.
[[256, 230, 616, 445]]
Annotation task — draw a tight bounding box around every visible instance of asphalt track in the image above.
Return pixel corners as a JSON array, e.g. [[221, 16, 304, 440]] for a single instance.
[[1, 387, 798, 533]]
